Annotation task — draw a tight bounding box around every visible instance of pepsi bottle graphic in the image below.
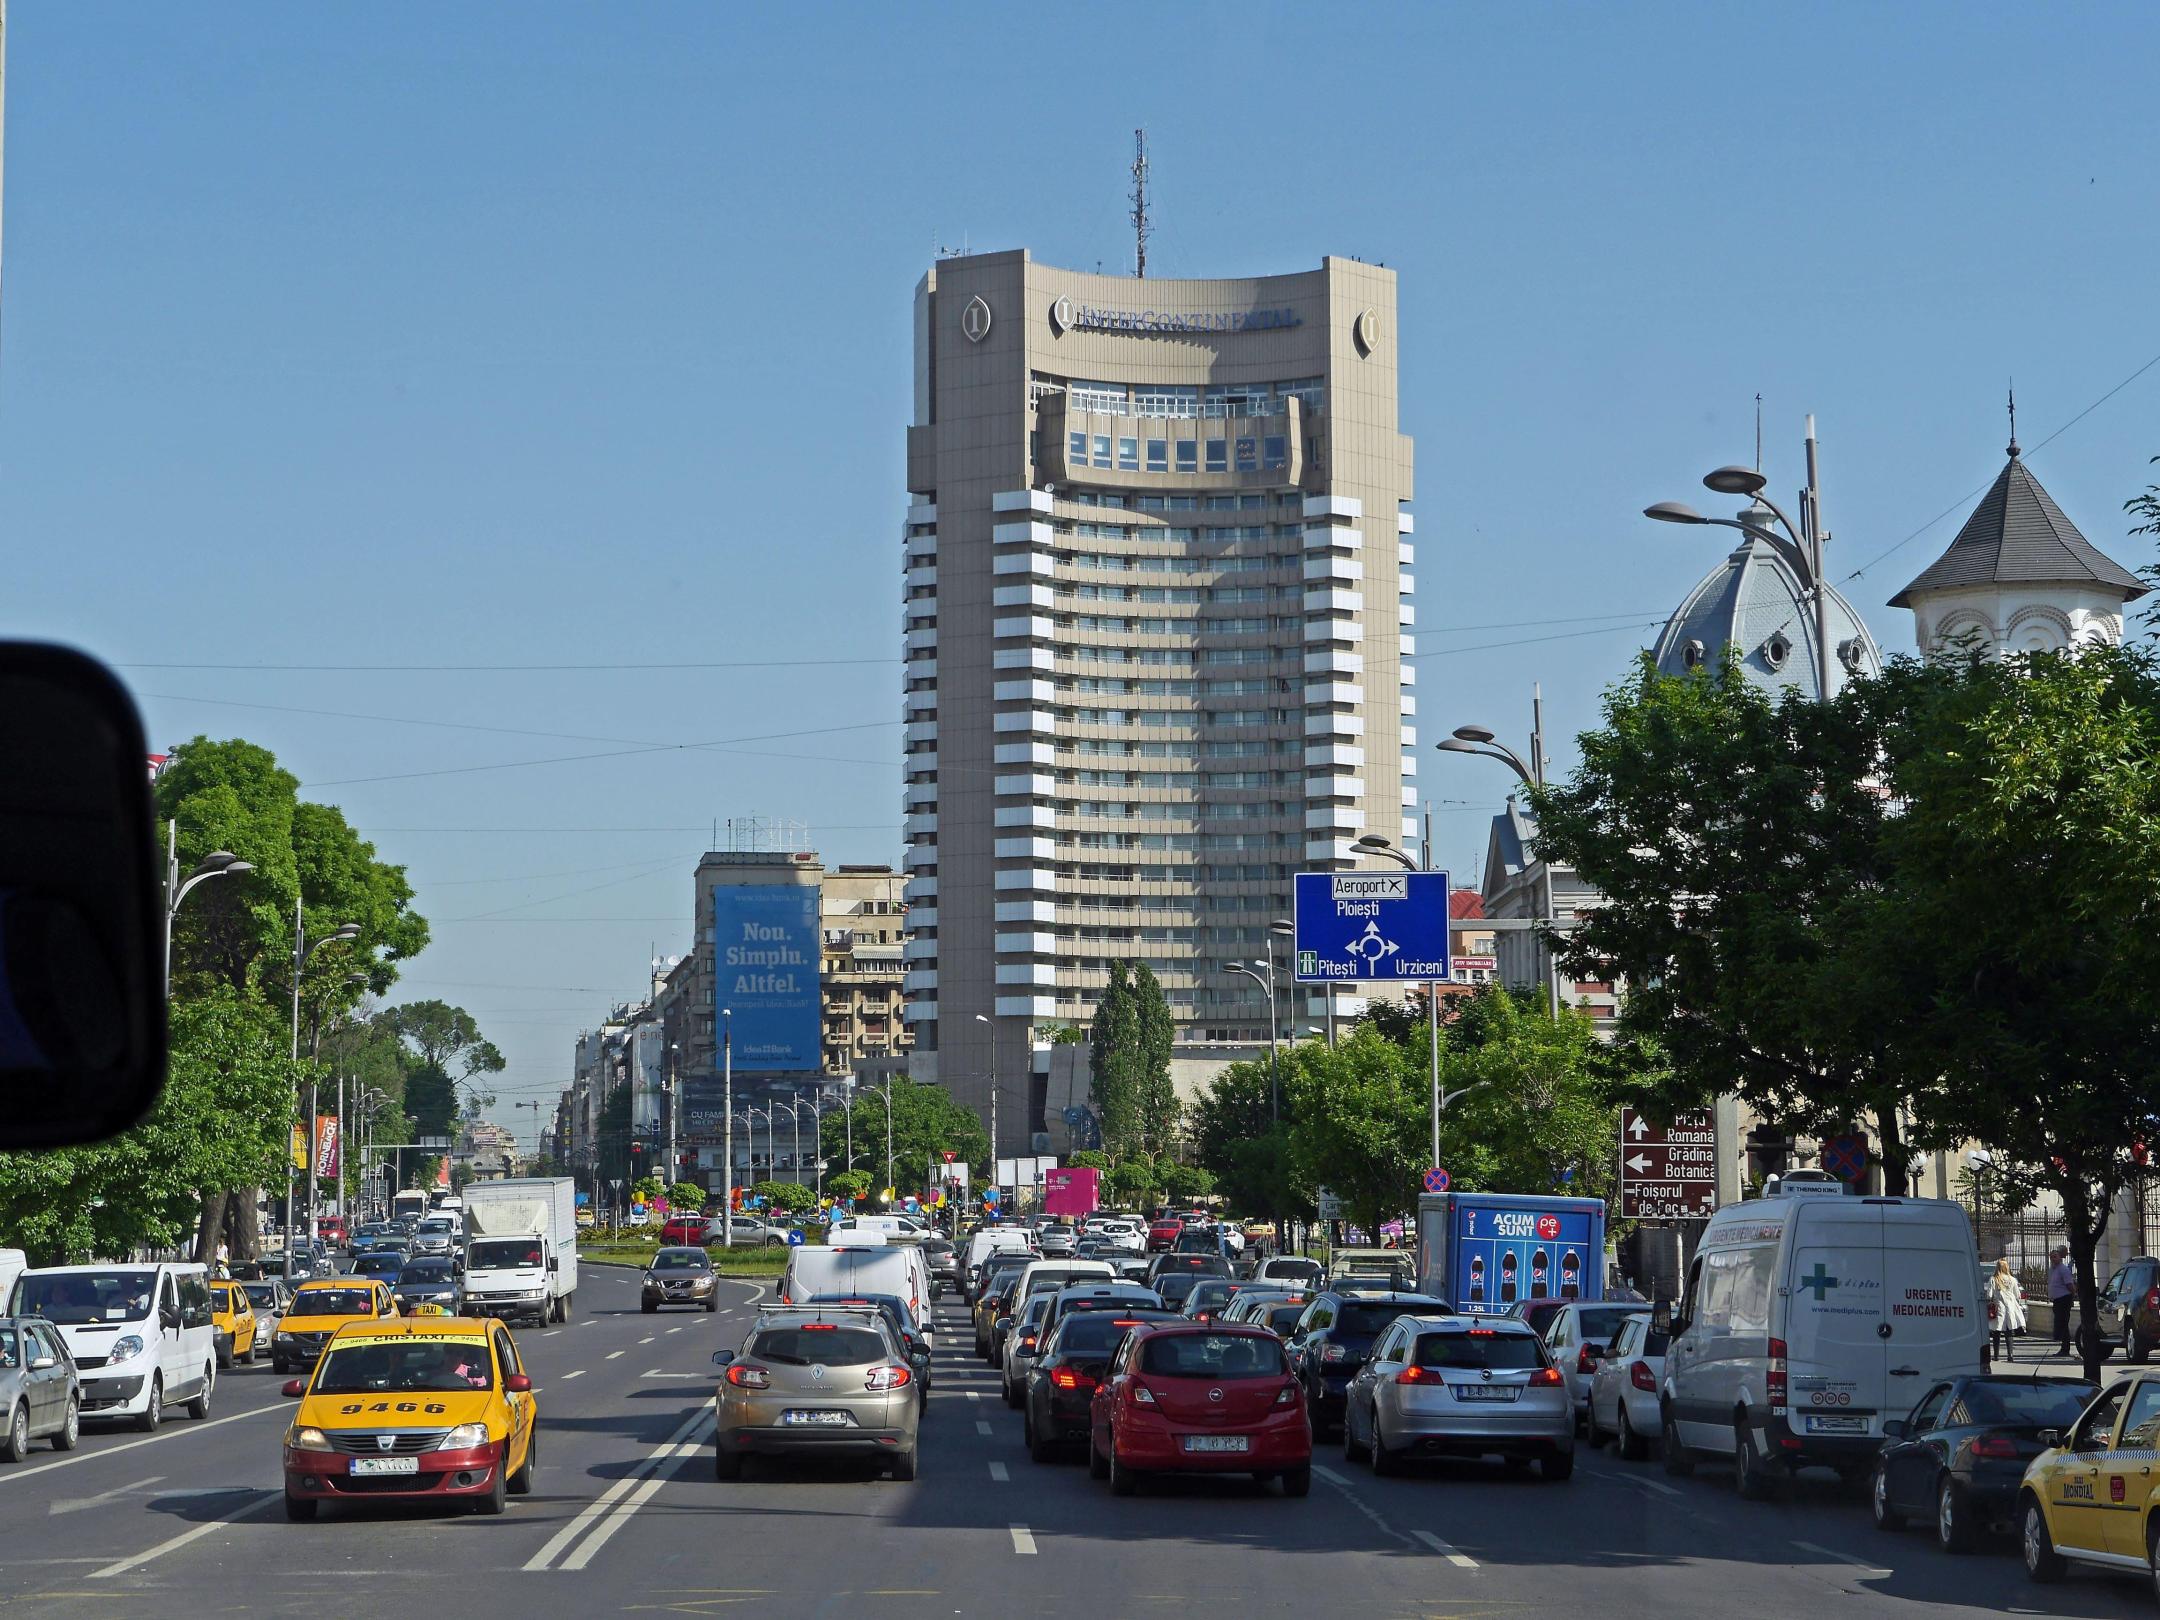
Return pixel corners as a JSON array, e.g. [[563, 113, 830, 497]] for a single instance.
[[1560, 1249, 1582, 1299], [1500, 1250, 1518, 1303], [1531, 1248, 1549, 1299], [1468, 1255, 1485, 1306]]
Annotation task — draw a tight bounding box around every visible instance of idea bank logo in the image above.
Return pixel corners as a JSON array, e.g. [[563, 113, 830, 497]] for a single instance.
[[1535, 1214, 1561, 1240]]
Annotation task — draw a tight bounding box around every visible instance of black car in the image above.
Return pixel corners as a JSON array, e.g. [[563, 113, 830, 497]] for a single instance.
[[1180, 1277, 1254, 1323], [1145, 1252, 1230, 1288], [1285, 1290, 1450, 1437], [1022, 1307, 1181, 1463], [1870, 1373, 2096, 1550], [388, 1256, 464, 1315]]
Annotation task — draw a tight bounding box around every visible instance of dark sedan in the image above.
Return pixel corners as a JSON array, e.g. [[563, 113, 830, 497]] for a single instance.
[[1022, 1307, 1180, 1463], [1870, 1373, 2096, 1550], [642, 1247, 719, 1314], [388, 1257, 464, 1315], [1284, 1291, 1450, 1438]]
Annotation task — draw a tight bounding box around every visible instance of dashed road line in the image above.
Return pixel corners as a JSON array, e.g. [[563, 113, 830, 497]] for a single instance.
[[88, 1491, 279, 1579], [1414, 1529, 1478, 1569], [1791, 1540, 1891, 1577], [1009, 1524, 1037, 1555], [606, 1350, 626, 1360], [49, 1476, 164, 1517], [0, 1402, 285, 1487], [976, 1420, 993, 1436], [524, 1406, 713, 1572], [561, 1369, 586, 1380], [666, 1326, 683, 1334], [989, 1461, 1009, 1480], [639, 1336, 655, 1345]]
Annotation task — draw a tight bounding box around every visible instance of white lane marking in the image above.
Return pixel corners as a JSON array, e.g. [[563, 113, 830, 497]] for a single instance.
[[524, 1405, 713, 1572], [1414, 1529, 1478, 1569], [88, 1491, 278, 1578], [975, 1420, 992, 1436], [579, 1320, 599, 1328], [0, 1402, 284, 1487], [1009, 1524, 1036, 1555], [50, 1475, 165, 1516], [560, 1413, 715, 1572], [606, 1350, 626, 1360], [1791, 1540, 1891, 1577], [966, 1390, 980, 1401], [1616, 1471, 1681, 1498], [542, 1330, 561, 1338], [561, 1370, 586, 1380], [989, 1461, 1009, 1481], [1312, 1464, 1350, 1485], [666, 1326, 683, 1335], [641, 1371, 703, 1380], [639, 1336, 655, 1345]]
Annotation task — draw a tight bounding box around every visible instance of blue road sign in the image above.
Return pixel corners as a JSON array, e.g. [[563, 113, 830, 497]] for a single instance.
[[1424, 1167, 1452, 1194], [1293, 870, 1453, 984], [786, 1228, 806, 1247], [1822, 1133, 1870, 1182]]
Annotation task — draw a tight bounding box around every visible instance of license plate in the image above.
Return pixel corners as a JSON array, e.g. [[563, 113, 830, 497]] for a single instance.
[[350, 1456, 420, 1476], [1451, 1384, 1521, 1402], [1182, 1434, 1250, 1453], [1805, 1414, 1867, 1434], [780, 1410, 854, 1427]]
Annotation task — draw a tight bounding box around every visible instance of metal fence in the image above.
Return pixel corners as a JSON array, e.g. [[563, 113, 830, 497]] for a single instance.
[[1961, 1175, 2160, 1297]]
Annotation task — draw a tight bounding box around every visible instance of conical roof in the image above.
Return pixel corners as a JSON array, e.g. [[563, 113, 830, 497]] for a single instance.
[[1889, 449, 2146, 608]]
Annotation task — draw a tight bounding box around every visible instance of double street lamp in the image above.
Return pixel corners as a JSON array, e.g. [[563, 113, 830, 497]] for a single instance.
[[1436, 718, 1562, 1020], [162, 823, 252, 993], [1222, 960, 1279, 1122], [1352, 833, 1447, 1172], [283, 905, 361, 1256]]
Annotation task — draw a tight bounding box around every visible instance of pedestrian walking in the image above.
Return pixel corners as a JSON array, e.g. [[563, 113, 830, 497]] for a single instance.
[[2047, 1246, 2077, 1356], [1984, 1258, 2026, 1361]]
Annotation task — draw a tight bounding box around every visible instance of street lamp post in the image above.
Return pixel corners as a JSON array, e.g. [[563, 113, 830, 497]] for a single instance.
[[720, 1011, 734, 1249], [1353, 832, 1444, 1171], [1223, 961, 1279, 1122], [283, 903, 359, 1267], [1436, 715, 1560, 1018], [162, 821, 251, 993]]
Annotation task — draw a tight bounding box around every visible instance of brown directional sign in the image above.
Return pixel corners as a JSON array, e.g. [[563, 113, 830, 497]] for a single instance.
[[1618, 1107, 1717, 1219]]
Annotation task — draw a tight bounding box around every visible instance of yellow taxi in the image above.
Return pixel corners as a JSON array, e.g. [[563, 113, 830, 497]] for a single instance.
[[209, 1279, 259, 1367], [2020, 1369, 2160, 1596], [270, 1278, 398, 1375], [279, 1316, 537, 1519]]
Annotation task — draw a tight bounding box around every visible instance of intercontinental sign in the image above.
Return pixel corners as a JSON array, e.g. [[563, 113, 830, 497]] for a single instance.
[[1051, 296, 1302, 336]]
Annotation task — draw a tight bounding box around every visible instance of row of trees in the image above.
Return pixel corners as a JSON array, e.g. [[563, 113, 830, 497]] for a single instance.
[[1534, 640, 2160, 1379], [1088, 962, 1179, 1157]]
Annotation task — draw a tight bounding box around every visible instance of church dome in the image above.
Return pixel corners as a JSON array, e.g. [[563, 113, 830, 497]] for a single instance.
[[1652, 507, 1883, 698]]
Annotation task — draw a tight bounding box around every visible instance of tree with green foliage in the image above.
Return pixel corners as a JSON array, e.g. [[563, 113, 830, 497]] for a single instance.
[[751, 1180, 816, 1213], [1066, 1149, 1114, 1173], [1437, 987, 1619, 1203], [1089, 962, 1140, 1156], [1282, 1029, 1427, 1242], [1105, 1154, 1164, 1208], [820, 1081, 991, 1194], [1190, 1059, 1309, 1227], [1164, 1163, 1216, 1203], [1132, 964, 1180, 1153], [826, 1169, 872, 1206]]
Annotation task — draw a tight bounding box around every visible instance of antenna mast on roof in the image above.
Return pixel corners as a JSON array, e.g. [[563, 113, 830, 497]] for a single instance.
[[1754, 392, 1763, 473], [1130, 128, 1150, 278]]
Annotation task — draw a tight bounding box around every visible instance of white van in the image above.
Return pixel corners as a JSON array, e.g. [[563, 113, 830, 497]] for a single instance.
[[780, 1240, 927, 1322], [830, 1214, 925, 1240], [12, 1262, 220, 1430], [1656, 1193, 1984, 1496], [965, 1227, 1037, 1298], [0, 1251, 25, 1317]]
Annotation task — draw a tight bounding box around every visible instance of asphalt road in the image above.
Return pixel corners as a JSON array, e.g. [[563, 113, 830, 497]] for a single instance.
[[0, 1266, 2148, 1617]]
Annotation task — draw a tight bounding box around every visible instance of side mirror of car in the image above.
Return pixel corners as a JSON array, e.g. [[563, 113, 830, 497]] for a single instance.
[[1881, 1418, 1907, 1439], [910, 1351, 931, 1374], [1649, 1300, 1672, 1335], [504, 1373, 532, 1394], [547, 1256, 559, 1273], [711, 1351, 734, 1368], [282, 1379, 306, 1397], [160, 1307, 181, 1332], [2037, 1428, 2060, 1449], [28, 1356, 55, 1372]]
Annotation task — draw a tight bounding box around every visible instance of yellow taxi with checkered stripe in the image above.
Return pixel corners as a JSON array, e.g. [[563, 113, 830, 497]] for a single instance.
[[2020, 1368, 2160, 1600], [279, 1316, 537, 1519]]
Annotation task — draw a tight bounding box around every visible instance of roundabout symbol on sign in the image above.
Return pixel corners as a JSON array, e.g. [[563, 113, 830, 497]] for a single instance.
[[1346, 921, 1401, 969]]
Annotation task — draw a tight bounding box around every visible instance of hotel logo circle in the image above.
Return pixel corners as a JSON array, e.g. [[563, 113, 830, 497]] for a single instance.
[[962, 295, 993, 344], [1049, 296, 1074, 336], [1354, 309, 1380, 356]]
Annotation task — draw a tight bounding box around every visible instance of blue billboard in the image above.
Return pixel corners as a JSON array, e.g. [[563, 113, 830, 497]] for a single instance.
[[712, 885, 820, 1072], [1292, 869, 1452, 984], [1414, 1193, 1608, 1315]]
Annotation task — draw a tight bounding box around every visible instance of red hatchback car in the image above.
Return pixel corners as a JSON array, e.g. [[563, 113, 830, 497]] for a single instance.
[[1145, 1219, 1182, 1253], [659, 1215, 711, 1246], [1088, 1322, 1312, 1497]]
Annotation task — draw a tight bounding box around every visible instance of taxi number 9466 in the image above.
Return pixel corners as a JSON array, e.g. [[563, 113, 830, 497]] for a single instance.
[[338, 1402, 451, 1415]]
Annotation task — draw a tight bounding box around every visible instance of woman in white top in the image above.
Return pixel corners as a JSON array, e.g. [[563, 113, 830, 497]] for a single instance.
[[1984, 1258, 2028, 1361]]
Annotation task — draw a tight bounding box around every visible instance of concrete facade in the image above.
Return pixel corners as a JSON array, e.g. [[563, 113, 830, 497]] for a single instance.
[[903, 251, 1415, 1153]]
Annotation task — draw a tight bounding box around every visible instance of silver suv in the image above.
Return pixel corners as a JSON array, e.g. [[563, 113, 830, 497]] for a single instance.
[[712, 1304, 925, 1481]]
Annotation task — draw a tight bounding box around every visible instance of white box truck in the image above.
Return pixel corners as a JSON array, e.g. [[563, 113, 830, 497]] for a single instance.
[[461, 1178, 579, 1325]]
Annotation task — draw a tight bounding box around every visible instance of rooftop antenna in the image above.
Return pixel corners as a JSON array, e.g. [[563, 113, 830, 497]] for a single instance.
[[1754, 392, 1763, 473], [1130, 128, 1150, 278]]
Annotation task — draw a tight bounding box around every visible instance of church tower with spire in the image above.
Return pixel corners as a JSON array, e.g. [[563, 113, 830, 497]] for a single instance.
[[1890, 401, 2147, 654]]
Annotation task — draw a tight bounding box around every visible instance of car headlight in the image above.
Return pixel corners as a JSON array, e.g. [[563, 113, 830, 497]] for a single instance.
[[286, 1425, 334, 1452], [111, 1334, 145, 1361], [437, 1423, 491, 1451]]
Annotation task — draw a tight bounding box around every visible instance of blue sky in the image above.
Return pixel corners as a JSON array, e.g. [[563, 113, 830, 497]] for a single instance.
[[5, 3, 2156, 1138]]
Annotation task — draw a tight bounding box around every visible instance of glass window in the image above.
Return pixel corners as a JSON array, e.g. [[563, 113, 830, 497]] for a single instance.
[[316, 1337, 495, 1394], [1146, 438, 1168, 472], [1264, 435, 1288, 470], [1205, 439, 1228, 473], [1069, 431, 1087, 465], [2120, 1383, 2160, 1449], [2075, 1384, 2128, 1450], [1175, 440, 1198, 473], [1235, 438, 1258, 471], [1118, 437, 1139, 470], [1093, 435, 1112, 467], [752, 1326, 889, 1367], [1137, 1332, 1286, 1378], [1414, 1330, 1548, 1370]]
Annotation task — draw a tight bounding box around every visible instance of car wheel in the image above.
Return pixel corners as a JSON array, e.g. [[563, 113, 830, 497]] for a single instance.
[[1089, 1432, 1110, 1480], [0, 1403, 27, 1463], [1660, 1409, 1693, 1476], [1343, 1402, 1370, 1465], [2147, 1518, 2160, 1608], [52, 1398, 80, 1452], [1871, 1461, 1906, 1530], [1027, 1414, 1056, 1466], [714, 1444, 742, 1481], [2129, 1326, 2150, 1365], [1109, 1439, 1141, 1497], [508, 1428, 537, 1496], [889, 1443, 919, 1482], [1542, 1449, 1575, 1482], [1733, 1424, 1776, 1501], [1280, 1463, 1313, 1498], [1936, 1474, 1974, 1553], [2022, 1493, 2065, 1582], [641, 1301, 656, 1315], [1618, 1406, 1648, 1462], [188, 1367, 214, 1420], [135, 1376, 162, 1434], [1370, 1416, 1401, 1477], [216, 1341, 232, 1371], [272, 1356, 287, 1375], [475, 1456, 508, 1515], [284, 1490, 318, 1522], [705, 1297, 718, 1313]]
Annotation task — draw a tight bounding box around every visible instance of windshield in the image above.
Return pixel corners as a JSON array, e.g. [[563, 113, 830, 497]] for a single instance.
[[291, 1288, 377, 1318], [16, 1270, 155, 1325], [398, 1261, 455, 1283], [652, 1251, 710, 1272], [1577, 1306, 1648, 1344], [468, 1240, 544, 1270], [417, 1219, 454, 1235], [749, 1327, 886, 1367], [1053, 1313, 1175, 1356], [1960, 1382, 2095, 1427], [241, 1284, 280, 1309], [353, 1255, 400, 1276], [1138, 1332, 1287, 1379], [1265, 1304, 1309, 1334], [314, 1338, 493, 1394], [1339, 1301, 1438, 1336], [1415, 1330, 1548, 1370]]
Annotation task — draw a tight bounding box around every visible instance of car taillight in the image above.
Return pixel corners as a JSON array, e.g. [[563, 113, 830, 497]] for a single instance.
[[1630, 1360, 1656, 1393], [803, 1322, 837, 1331], [1576, 1346, 1598, 1374], [1527, 1367, 1563, 1387], [2146, 1287, 2159, 1312], [1321, 1343, 1347, 1362], [1051, 1367, 1098, 1392], [1767, 1336, 1787, 1413], [726, 1364, 770, 1389], [1131, 1383, 1156, 1405], [1020, 1335, 1037, 1353], [1395, 1364, 1443, 1385], [1969, 1432, 2020, 1459], [1275, 1380, 1301, 1405], [864, 1364, 913, 1391]]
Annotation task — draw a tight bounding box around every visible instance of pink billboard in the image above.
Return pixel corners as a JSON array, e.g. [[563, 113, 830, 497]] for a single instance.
[[1043, 1165, 1099, 1218]]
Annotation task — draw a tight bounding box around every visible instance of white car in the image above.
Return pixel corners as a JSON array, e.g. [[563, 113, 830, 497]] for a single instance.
[[1542, 1301, 1651, 1430], [1585, 1312, 1666, 1460]]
